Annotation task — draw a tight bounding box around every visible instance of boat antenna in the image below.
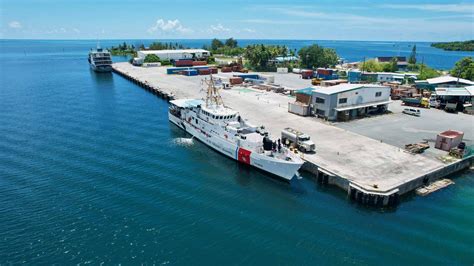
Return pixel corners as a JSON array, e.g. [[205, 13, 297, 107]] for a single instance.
[[204, 73, 224, 107]]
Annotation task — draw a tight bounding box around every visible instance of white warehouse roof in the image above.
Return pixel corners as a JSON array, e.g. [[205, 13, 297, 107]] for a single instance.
[[138, 49, 210, 55], [312, 84, 388, 95], [436, 86, 474, 97], [424, 76, 474, 85]]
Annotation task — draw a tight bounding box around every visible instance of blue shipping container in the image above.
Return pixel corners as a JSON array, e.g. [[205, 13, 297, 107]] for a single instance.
[[234, 74, 259, 80], [167, 67, 190, 74], [348, 70, 362, 82], [183, 69, 198, 76]]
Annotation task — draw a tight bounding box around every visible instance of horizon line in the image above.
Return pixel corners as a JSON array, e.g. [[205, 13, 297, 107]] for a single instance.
[[1, 38, 469, 43]]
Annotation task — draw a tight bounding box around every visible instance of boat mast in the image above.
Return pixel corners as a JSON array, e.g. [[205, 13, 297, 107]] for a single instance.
[[204, 73, 224, 107]]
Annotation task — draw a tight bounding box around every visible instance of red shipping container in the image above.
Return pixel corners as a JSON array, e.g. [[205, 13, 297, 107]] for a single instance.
[[229, 77, 243, 84], [175, 60, 193, 67], [210, 68, 218, 74], [198, 69, 211, 75], [192, 61, 207, 66], [301, 70, 314, 79], [222, 66, 232, 72]]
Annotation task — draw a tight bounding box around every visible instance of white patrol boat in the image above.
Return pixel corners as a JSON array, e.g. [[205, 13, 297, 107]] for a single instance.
[[168, 77, 304, 181]]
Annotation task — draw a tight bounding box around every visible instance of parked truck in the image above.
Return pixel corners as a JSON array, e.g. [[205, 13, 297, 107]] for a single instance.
[[281, 127, 316, 153], [401, 97, 429, 108]]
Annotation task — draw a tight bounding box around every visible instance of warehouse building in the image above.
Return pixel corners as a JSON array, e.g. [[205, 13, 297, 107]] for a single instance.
[[136, 49, 210, 62], [415, 76, 474, 90], [375, 56, 408, 70], [311, 84, 391, 121]]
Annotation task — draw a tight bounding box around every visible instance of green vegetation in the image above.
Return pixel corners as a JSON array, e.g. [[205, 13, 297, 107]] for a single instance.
[[109, 42, 136, 56], [203, 38, 244, 56], [431, 40, 474, 51], [450, 57, 474, 81], [143, 54, 160, 63], [409, 45, 417, 64], [243, 44, 288, 71], [148, 41, 187, 50], [407, 63, 441, 80], [298, 44, 338, 69], [360, 57, 399, 72]]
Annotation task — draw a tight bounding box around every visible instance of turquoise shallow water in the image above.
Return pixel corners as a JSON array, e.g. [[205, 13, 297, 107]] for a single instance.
[[0, 40, 473, 265]]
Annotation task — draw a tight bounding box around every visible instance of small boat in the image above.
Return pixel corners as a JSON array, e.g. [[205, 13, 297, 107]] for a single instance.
[[88, 46, 112, 72], [168, 76, 304, 181]]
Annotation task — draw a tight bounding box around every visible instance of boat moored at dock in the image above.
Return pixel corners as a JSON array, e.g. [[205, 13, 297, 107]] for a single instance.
[[88, 46, 112, 72], [168, 77, 303, 181]]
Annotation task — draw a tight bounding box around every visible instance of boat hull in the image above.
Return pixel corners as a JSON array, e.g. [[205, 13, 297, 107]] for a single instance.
[[169, 113, 302, 181], [90, 64, 112, 73]]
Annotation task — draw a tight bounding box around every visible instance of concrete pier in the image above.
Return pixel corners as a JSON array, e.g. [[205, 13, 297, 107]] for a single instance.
[[112, 62, 473, 206]]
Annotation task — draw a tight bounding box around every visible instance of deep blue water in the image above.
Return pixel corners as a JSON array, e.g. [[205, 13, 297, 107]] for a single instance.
[[0, 40, 473, 265]]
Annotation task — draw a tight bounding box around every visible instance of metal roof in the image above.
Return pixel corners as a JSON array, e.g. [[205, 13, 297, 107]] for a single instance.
[[312, 84, 388, 95], [425, 76, 474, 85], [139, 49, 210, 54], [435, 87, 474, 97], [296, 87, 314, 95]]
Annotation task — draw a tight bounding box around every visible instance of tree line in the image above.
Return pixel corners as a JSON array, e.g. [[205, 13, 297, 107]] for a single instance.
[[431, 40, 474, 51]]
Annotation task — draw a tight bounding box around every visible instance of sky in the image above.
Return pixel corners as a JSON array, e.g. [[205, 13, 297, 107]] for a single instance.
[[1, 0, 473, 41]]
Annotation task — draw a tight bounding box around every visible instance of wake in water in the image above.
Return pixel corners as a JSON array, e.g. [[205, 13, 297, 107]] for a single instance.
[[172, 137, 195, 147]]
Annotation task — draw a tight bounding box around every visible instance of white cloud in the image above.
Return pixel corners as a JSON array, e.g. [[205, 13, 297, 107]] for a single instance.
[[208, 23, 230, 33], [72, 28, 80, 34], [8, 21, 22, 29], [243, 28, 256, 33], [147, 19, 191, 34], [380, 3, 474, 13]]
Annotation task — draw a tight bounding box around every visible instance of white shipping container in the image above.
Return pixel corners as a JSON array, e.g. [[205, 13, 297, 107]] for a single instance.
[[259, 74, 275, 84], [143, 62, 161, 67], [277, 67, 289, 73], [288, 102, 310, 116], [292, 68, 302, 74]]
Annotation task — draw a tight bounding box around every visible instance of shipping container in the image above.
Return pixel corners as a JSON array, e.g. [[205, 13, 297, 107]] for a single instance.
[[292, 68, 302, 74], [229, 77, 243, 85], [288, 102, 310, 116], [210, 68, 218, 74], [182, 69, 198, 76], [277, 67, 289, 73], [198, 69, 211, 75], [435, 130, 464, 151], [175, 60, 194, 67], [301, 70, 314, 79], [245, 78, 265, 85], [259, 74, 275, 84], [234, 74, 259, 80], [221, 66, 232, 72], [192, 61, 207, 66], [167, 67, 190, 75]]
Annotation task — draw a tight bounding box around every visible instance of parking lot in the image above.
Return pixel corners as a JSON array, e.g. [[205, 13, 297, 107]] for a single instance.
[[334, 100, 474, 159]]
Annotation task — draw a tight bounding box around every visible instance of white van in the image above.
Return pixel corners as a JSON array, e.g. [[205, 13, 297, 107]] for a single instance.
[[403, 108, 421, 117]]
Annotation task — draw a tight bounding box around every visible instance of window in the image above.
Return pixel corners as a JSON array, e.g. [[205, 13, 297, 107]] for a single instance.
[[339, 98, 347, 104], [375, 92, 382, 97], [316, 109, 325, 116], [315, 97, 325, 104]]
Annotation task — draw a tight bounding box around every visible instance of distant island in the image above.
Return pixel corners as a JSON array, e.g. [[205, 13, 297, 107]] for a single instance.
[[431, 40, 474, 51]]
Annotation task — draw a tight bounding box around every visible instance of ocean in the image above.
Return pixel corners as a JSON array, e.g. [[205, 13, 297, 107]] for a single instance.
[[0, 40, 473, 265]]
